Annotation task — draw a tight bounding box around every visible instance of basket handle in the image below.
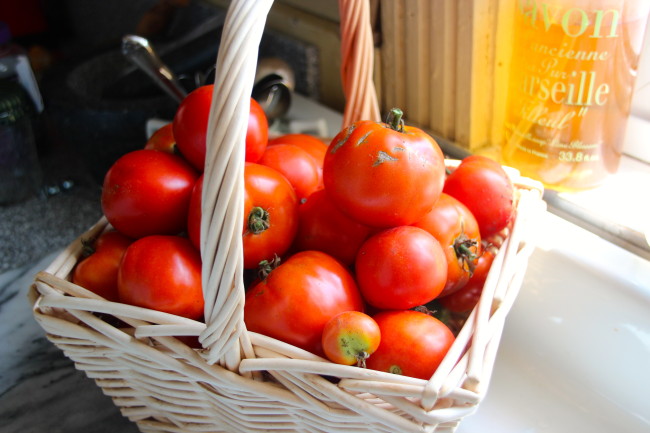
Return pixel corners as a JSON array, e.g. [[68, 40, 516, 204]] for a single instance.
[[198, 0, 379, 368]]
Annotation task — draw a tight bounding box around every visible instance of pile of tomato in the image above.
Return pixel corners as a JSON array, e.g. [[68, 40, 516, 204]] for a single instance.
[[73, 84, 516, 381]]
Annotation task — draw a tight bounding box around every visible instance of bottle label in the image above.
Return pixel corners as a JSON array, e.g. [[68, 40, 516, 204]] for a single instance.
[[502, 0, 649, 189]]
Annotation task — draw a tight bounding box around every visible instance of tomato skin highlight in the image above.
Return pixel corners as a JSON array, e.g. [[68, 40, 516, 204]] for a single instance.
[[323, 112, 446, 228], [366, 310, 455, 380], [443, 155, 514, 238], [244, 251, 364, 356], [322, 311, 381, 366], [268, 134, 328, 189], [118, 235, 204, 320], [412, 193, 481, 297], [101, 150, 198, 239], [72, 230, 133, 301], [355, 226, 447, 310]]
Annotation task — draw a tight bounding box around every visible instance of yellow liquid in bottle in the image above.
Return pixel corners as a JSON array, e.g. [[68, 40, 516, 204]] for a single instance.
[[501, 1, 649, 191]]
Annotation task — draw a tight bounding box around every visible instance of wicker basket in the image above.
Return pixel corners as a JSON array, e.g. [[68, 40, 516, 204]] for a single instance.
[[29, 1, 546, 432]]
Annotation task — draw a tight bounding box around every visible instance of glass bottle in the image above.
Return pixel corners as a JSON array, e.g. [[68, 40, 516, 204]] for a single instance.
[[501, 0, 650, 191], [0, 79, 42, 204]]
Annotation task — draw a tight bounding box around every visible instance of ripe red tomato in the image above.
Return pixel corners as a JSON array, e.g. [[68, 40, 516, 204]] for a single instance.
[[72, 230, 133, 301], [322, 311, 381, 366], [118, 235, 204, 320], [187, 174, 203, 251], [173, 85, 269, 171], [443, 155, 515, 238], [413, 193, 481, 297], [246, 97, 269, 163], [292, 189, 372, 266], [438, 244, 497, 313], [355, 226, 447, 310], [243, 163, 299, 269], [144, 123, 176, 154], [101, 149, 198, 239], [258, 143, 320, 201], [268, 133, 328, 188], [323, 108, 446, 228], [244, 250, 364, 356], [366, 310, 455, 380]]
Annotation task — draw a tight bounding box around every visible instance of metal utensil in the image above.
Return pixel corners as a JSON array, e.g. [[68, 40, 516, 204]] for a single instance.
[[121, 35, 187, 103], [252, 58, 295, 121]]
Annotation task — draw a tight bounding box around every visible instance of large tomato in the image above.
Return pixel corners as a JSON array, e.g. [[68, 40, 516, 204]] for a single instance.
[[292, 189, 372, 266], [101, 149, 198, 239], [366, 310, 455, 380], [355, 226, 447, 310], [173, 84, 269, 171], [323, 108, 446, 228], [413, 193, 481, 297], [118, 235, 204, 320], [443, 155, 515, 238], [258, 143, 321, 202], [244, 250, 364, 356], [243, 163, 299, 269], [72, 230, 133, 301], [438, 244, 497, 313]]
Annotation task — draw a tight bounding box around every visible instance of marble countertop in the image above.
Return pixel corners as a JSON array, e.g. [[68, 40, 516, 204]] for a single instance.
[[0, 141, 140, 431]]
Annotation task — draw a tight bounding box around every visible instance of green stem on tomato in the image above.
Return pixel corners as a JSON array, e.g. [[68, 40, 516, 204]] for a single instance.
[[386, 108, 405, 132], [248, 206, 270, 234]]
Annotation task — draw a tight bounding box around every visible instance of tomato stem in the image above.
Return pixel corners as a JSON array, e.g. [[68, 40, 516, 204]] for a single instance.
[[386, 108, 405, 132], [454, 235, 478, 275], [257, 254, 281, 280], [356, 351, 370, 368], [248, 206, 270, 234]]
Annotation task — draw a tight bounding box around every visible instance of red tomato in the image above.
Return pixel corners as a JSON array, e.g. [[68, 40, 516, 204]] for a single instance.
[[413, 193, 481, 297], [244, 250, 364, 356], [118, 235, 204, 320], [101, 149, 198, 239], [355, 226, 447, 310], [268, 133, 328, 188], [366, 310, 455, 380], [72, 230, 133, 301], [187, 174, 203, 251], [144, 123, 176, 154], [323, 108, 446, 228], [258, 143, 320, 201], [439, 244, 497, 313], [246, 97, 269, 163], [292, 189, 372, 266], [268, 133, 328, 165], [173, 85, 269, 171], [443, 155, 515, 238], [243, 163, 299, 269], [322, 311, 381, 366]]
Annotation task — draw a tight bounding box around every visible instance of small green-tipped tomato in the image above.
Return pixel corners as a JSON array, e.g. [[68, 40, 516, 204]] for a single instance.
[[144, 123, 177, 154], [322, 311, 381, 366], [366, 310, 455, 380]]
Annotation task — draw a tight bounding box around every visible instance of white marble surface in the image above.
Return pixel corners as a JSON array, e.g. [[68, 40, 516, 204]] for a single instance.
[[0, 252, 139, 433]]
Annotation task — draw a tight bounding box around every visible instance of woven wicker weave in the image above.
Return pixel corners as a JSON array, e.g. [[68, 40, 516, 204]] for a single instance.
[[30, 1, 546, 432]]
